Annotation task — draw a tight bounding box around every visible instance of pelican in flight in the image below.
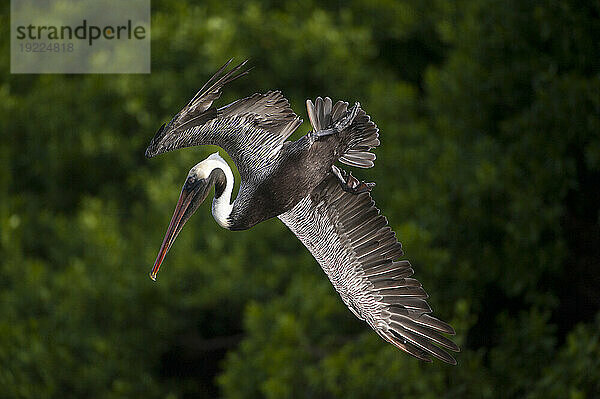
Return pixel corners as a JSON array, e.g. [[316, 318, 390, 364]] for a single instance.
[[146, 60, 459, 364]]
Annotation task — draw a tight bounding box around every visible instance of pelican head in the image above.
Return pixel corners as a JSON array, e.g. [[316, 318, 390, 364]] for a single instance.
[[149, 152, 232, 281]]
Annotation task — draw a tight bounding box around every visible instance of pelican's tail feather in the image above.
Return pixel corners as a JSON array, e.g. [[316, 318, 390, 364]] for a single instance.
[[306, 97, 380, 169]]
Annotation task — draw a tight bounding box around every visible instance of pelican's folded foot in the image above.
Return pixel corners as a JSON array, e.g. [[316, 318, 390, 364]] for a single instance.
[[309, 127, 337, 141], [331, 165, 375, 194], [309, 103, 361, 142]]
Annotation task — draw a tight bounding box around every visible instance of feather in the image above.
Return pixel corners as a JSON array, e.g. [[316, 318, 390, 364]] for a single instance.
[[371, 277, 421, 289], [391, 313, 457, 336], [389, 328, 457, 365]]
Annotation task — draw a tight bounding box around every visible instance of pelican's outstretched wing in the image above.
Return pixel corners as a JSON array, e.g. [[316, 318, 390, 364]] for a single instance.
[[145, 59, 302, 179], [278, 172, 459, 364]]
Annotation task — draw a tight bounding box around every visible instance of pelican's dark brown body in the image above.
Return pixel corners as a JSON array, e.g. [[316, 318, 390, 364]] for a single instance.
[[229, 134, 339, 230]]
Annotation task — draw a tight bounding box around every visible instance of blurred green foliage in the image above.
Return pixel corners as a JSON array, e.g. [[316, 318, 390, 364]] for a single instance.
[[1, 0, 599, 397]]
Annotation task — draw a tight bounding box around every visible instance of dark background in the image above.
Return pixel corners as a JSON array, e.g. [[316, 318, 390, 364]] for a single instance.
[[1, 0, 599, 397]]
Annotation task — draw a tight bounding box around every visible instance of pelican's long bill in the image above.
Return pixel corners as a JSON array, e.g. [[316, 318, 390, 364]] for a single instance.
[[149, 176, 212, 281]]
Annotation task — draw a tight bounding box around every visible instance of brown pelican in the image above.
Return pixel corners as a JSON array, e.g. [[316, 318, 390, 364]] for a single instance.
[[145, 60, 459, 364]]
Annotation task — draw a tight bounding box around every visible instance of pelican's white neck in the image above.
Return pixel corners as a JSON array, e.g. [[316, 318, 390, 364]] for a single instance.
[[203, 152, 234, 229]]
